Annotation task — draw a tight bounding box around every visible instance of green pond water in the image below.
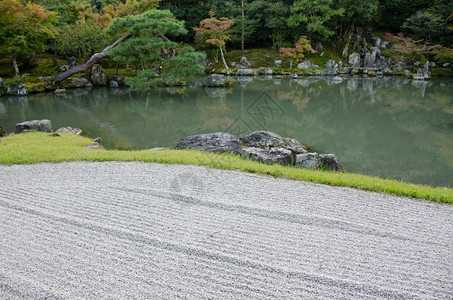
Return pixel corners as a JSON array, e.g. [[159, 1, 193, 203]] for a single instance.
[[1, 77, 452, 187]]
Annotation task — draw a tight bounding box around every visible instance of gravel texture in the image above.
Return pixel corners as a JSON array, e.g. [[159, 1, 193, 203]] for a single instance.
[[0, 162, 452, 299]]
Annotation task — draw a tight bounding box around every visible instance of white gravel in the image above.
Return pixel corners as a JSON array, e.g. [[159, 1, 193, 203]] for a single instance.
[[0, 162, 452, 299]]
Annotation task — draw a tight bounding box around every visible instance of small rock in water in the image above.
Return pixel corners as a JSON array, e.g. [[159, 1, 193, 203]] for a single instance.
[[48, 133, 60, 137], [109, 81, 119, 88], [55, 88, 66, 94]]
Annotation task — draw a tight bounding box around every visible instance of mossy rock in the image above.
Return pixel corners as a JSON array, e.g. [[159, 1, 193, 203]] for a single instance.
[[28, 81, 55, 93]]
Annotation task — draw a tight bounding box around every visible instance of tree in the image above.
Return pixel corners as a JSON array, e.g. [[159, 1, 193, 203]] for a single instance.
[[0, 0, 58, 75], [54, 9, 199, 82], [335, 0, 378, 37], [279, 35, 314, 69], [57, 19, 109, 58], [288, 0, 344, 41], [128, 46, 206, 90], [194, 16, 234, 71], [109, 10, 188, 67], [246, 0, 290, 48], [109, 9, 205, 89]]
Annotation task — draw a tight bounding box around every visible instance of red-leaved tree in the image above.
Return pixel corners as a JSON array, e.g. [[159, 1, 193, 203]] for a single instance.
[[279, 35, 314, 70], [194, 17, 234, 72]]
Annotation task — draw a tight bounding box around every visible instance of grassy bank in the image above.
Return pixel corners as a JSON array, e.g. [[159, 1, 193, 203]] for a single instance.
[[0, 132, 451, 204]]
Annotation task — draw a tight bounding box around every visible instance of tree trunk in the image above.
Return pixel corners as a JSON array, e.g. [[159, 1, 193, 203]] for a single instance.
[[219, 46, 229, 72], [140, 58, 145, 71], [241, 0, 245, 57], [290, 59, 292, 71], [54, 34, 131, 82], [53, 39, 58, 66], [126, 62, 129, 70], [115, 61, 119, 74], [11, 54, 19, 76]]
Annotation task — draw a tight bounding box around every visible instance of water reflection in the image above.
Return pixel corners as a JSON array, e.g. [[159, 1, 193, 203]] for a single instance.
[[1, 77, 452, 187]]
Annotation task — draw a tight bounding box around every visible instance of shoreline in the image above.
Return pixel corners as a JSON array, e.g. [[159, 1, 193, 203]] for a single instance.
[[1, 71, 450, 97]]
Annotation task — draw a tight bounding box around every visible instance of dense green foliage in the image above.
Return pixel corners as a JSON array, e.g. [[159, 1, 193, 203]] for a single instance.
[[0, 0, 451, 77], [0, 0, 58, 75]]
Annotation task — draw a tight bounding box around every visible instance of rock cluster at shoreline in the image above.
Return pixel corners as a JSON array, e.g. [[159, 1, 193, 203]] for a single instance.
[[175, 130, 343, 172]]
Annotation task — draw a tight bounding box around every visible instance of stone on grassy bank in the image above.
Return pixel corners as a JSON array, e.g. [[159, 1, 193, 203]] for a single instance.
[[295, 153, 343, 171], [16, 120, 52, 133], [240, 131, 307, 154], [175, 130, 343, 172], [241, 147, 292, 165], [175, 132, 240, 154]]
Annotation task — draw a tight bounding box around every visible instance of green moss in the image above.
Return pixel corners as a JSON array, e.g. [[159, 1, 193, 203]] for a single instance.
[[430, 67, 453, 77], [0, 132, 452, 204]]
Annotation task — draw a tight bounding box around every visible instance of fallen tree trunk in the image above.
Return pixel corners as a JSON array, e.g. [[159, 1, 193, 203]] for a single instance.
[[53, 34, 131, 83]]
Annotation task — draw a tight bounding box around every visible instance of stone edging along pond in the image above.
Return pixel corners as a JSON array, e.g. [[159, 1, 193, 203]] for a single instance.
[[1, 56, 449, 96]]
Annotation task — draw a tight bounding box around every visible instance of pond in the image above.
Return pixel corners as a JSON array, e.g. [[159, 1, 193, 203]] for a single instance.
[[1, 77, 452, 187]]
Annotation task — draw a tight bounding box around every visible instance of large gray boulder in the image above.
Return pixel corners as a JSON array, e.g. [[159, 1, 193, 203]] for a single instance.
[[7, 84, 28, 96], [175, 132, 239, 154], [241, 147, 292, 165], [348, 53, 360, 67], [237, 56, 251, 68], [319, 154, 344, 171], [86, 64, 108, 86], [297, 60, 318, 70], [364, 47, 380, 68], [71, 77, 92, 88], [204, 74, 227, 87], [16, 119, 52, 133], [240, 131, 307, 154], [295, 153, 322, 169], [237, 69, 254, 76], [295, 153, 343, 171]]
